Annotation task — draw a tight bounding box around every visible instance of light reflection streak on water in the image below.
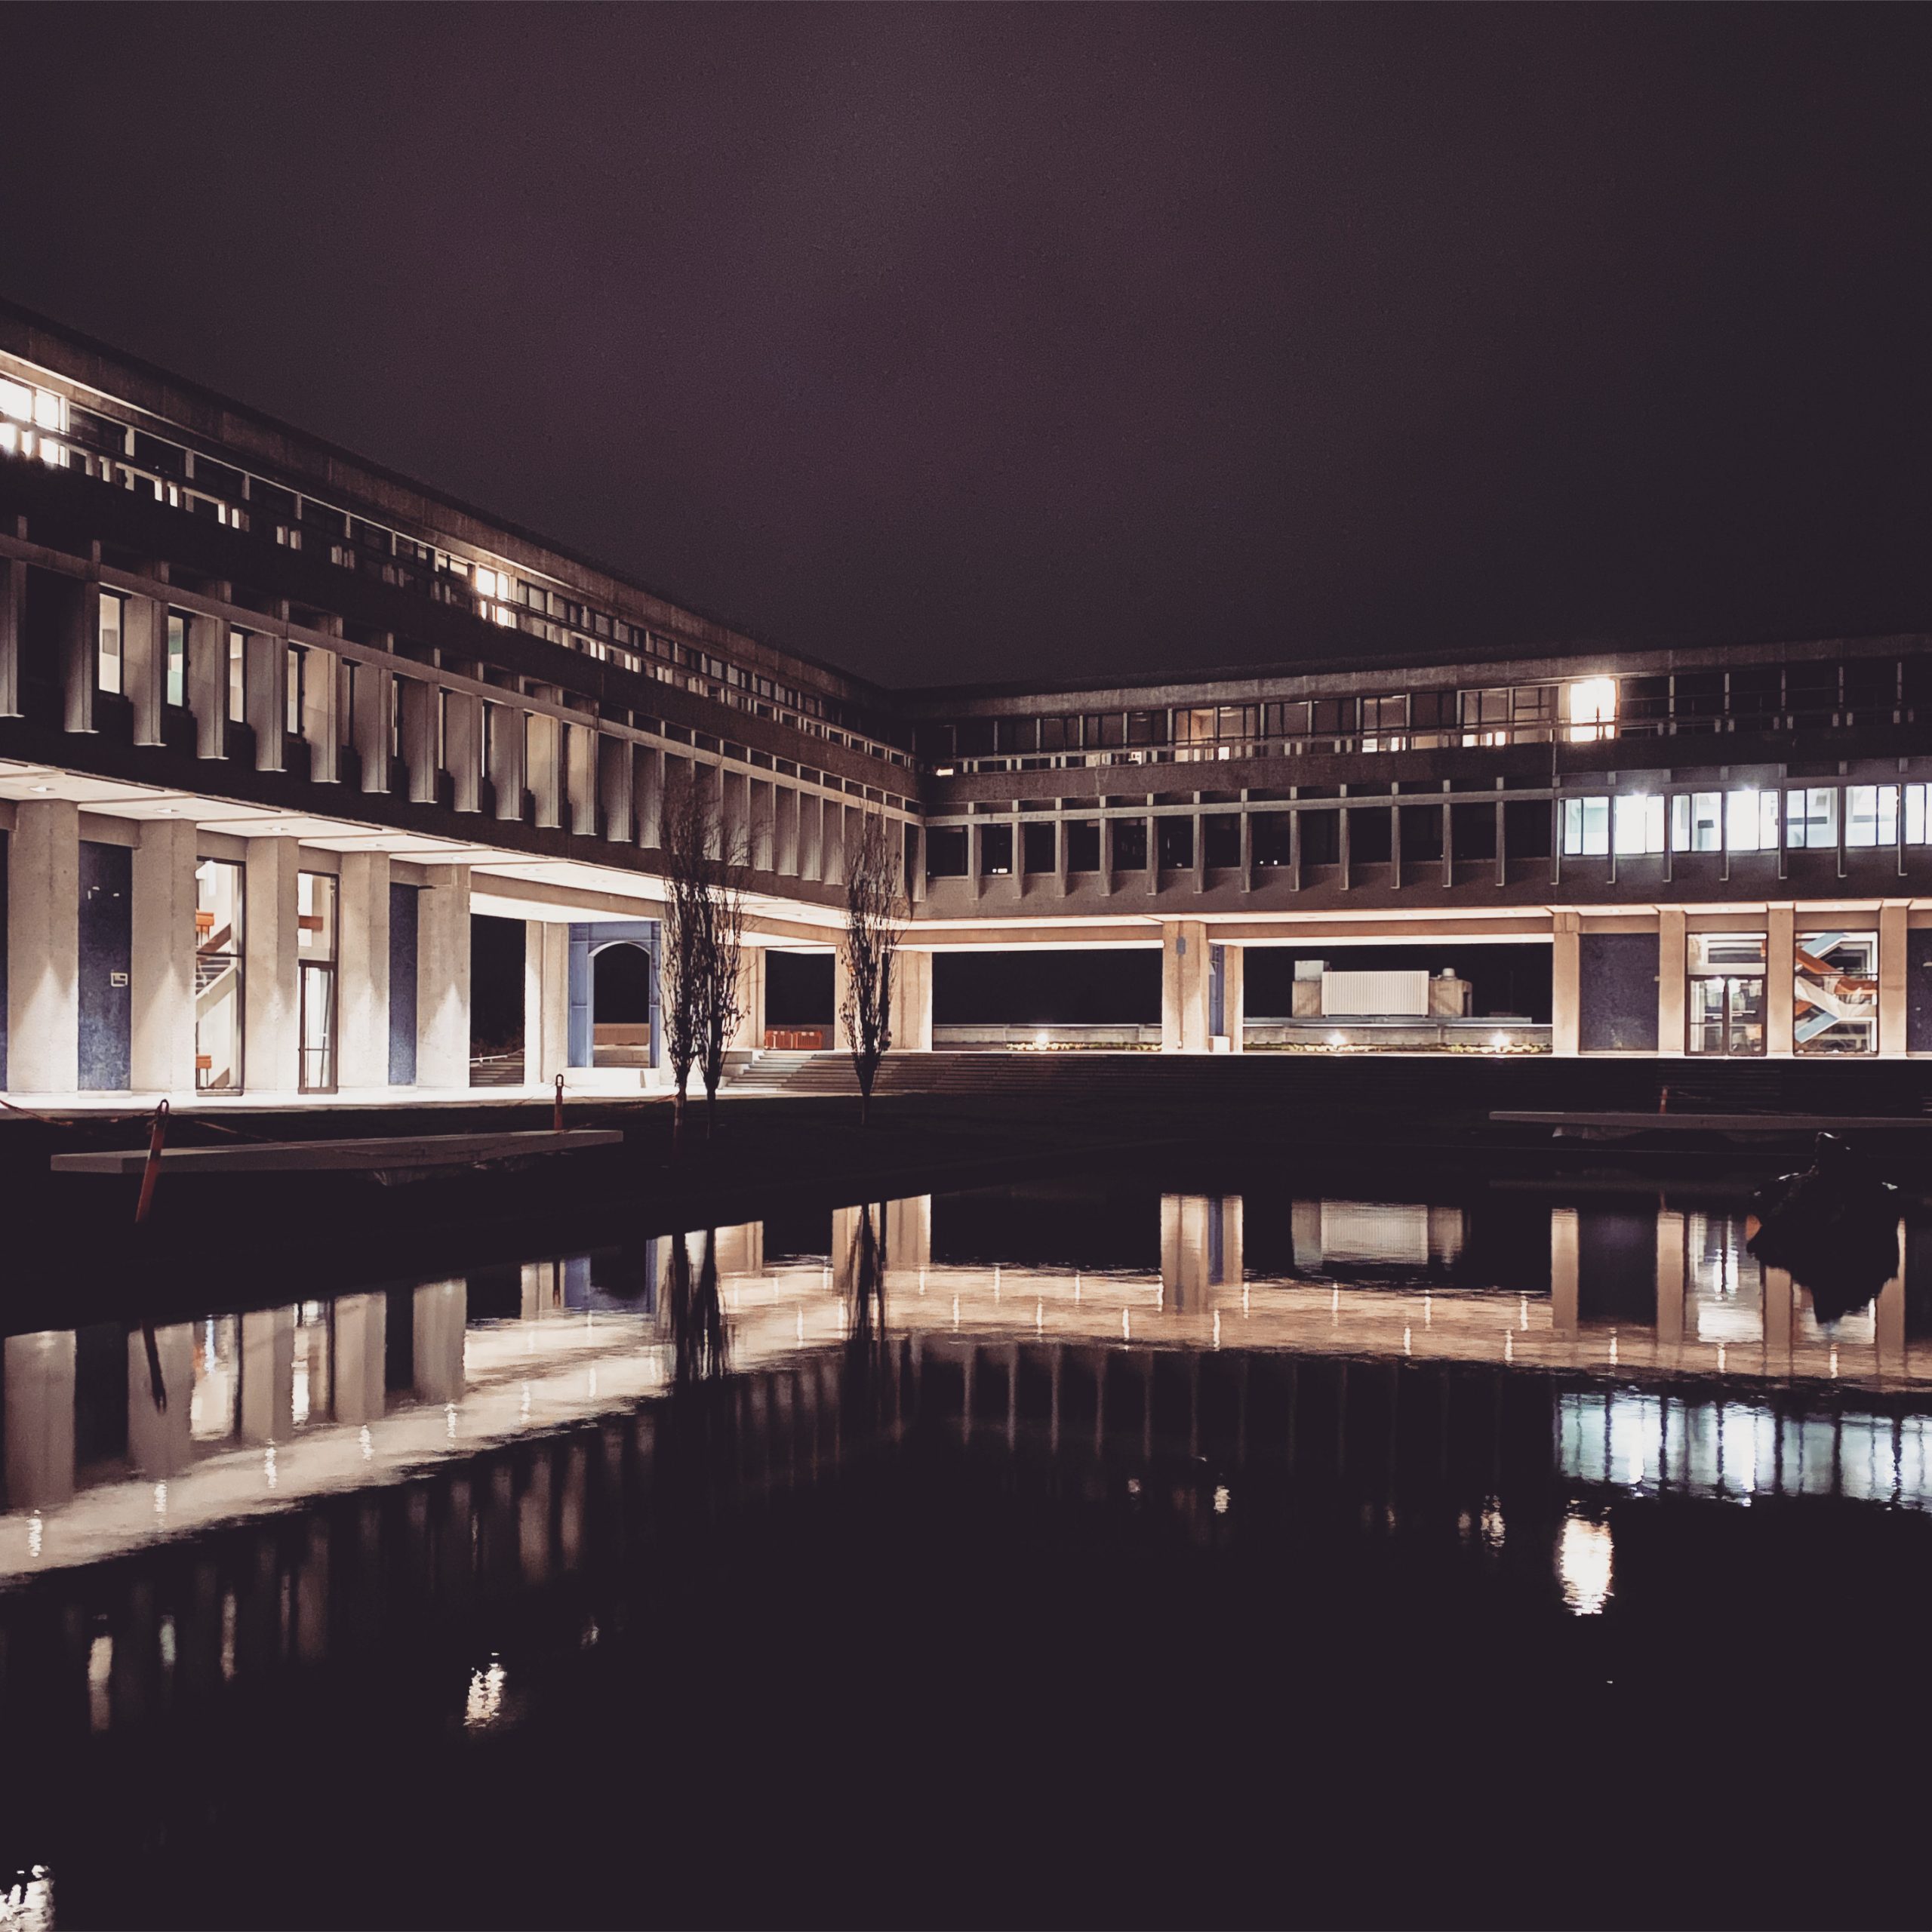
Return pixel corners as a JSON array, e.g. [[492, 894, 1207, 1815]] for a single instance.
[[1558, 1512, 1614, 1615], [0, 1869, 54, 1932]]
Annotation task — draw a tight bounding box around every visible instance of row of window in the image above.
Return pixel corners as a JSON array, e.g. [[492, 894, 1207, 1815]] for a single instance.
[[5, 371, 908, 766], [921, 660, 1922, 772], [1561, 786, 1930, 858]]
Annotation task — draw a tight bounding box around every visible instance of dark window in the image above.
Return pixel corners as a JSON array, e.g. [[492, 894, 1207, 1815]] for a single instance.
[[926, 826, 969, 878], [1349, 807, 1392, 865], [1252, 813, 1293, 866], [1504, 798, 1553, 859], [1023, 822, 1057, 873], [1401, 803, 1443, 862], [1157, 817, 1194, 869], [1040, 715, 1070, 752], [1299, 810, 1340, 866], [1266, 700, 1310, 737], [1673, 671, 1724, 718], [1621, 675, 1671, 722], [1126, 709, 1164, 746], [1451, 800, 1497, 861], [1087, 712, 1126, 748], [981, 825, 1014, 875], [914, 723, 952, 761], [996, 717, 1038, 754], [1203, 814, 1241, 869], [1844, 660, 1896, 714], [1311, 698, 1354, 737], [1066, 820, 1101, 871], [1730, 666, 1784, 716], [1785, 664, 1837, 715], [956, 718, 995, 758], [1112, 819, 1149, 870], [131, 430, 185, 478], [1411, 691, 1455, 731]]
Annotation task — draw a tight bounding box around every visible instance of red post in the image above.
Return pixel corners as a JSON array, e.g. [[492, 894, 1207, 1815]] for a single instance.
[[134, 1099, 170, 1226], [554, 1073, 565, 1133], [1658, 1085, 1669, 1116]]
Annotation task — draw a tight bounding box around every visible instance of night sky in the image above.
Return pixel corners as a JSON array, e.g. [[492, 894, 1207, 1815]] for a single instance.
[[7, 6, 1932, 690]]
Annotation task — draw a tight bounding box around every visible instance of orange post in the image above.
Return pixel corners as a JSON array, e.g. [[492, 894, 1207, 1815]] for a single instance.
[[554, 1074, 565, 1132], [134, 1099, 171, 1226]]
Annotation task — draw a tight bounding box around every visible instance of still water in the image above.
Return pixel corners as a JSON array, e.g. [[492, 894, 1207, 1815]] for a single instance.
[[4, 1171, 1931, 1927]]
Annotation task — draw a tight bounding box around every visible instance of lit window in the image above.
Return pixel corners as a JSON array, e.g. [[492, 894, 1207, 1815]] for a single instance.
[[0, 378, 30, 423], [229, 630, 247, 724], [1784, 786, 1837, 849], [1909, 785, 1931, 847], [1670, 792, 1722, 853], [1725, 789, 1779, 853], [1795, 931, 1878, 1055], [1561, 796, 1610, 857], [1612, 794, 1664, 856], [1846, 786, 1898, 848], [97, 594, 125, 696], [32, 389, 63, 432], [165, 614, 186, 708], [1564, 678, 1618, 742]]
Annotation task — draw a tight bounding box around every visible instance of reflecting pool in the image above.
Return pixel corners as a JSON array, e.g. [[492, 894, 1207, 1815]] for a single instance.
[[5, 1171, 1932, 1926]]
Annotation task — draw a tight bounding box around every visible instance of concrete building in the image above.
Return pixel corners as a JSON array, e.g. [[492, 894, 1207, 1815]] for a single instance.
[[2, 295, 1930, 1100]]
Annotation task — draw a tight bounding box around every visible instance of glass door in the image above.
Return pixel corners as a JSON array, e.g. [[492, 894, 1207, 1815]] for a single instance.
[[1687, 933, 1767, 1056], [297, 872, 338, 1092], [194, 860, 245, 1091]]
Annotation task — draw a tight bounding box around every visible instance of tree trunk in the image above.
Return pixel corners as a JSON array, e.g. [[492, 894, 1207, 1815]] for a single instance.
[[703, 1073, 719, 1138], [672, 1081, 687, 1152]]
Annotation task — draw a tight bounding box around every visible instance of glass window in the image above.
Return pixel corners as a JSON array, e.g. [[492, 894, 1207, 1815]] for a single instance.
[[97, 593, 124, 696], [1686, 931, 1767, 1057], [1564, 678, 1617, 742], [194, 860, 245, 1093], [1669, 792, 1723, 854], [1561, 796, 1610, 857], [980, 825, 1013, 876], [1613, 794, 1664, 856], [228, 630, 247, 724], [1795, 931, 1878, 1055], [1785, 787, 1837, 849], [1689, 932, 1766, 972], [1846, 786, 1898, 848], [286, 646, 304, 738], [1909, 785, 1930, 847], [1726, 789, 1779, 854], [165, 613, 186, 708], [298, 873, 339, 1092]]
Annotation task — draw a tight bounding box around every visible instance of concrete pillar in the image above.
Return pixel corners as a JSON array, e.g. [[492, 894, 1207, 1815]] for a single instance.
[[1551, 1207, 1580, 1337], [1880, 901, 1908, 1058], [1657, 907, 1686, 1057], [1552, 910, 1580, 1057], [125, 594, 168, 747], [7, 799, 80, 1093], [490, 697, 526, 824], [893, 948, 934, 1052], [1161, 920, 1211, 1052], [1767, 903, 1795, 1057], [130, 817, 198, 1094], [4, 1331, 75, 1511], [446, 690, 482, 813], [723, 946, 767, 1052], [127, 1324, 194, 1477], [417, 866, 472, 1090], [413, 1279, 468, 1404], [598, 732, 634, 844], [336, 853, 391, 1090], [1656, 1210, 1686, 1346], [400, 676, 438, 803], [62, 575, 100, 735], [331, 1294, 387, 1426], [353, 655, 392, 795], [0, 555, 20, 718], [242, 837, 301, 1095], [186, 612, 228, 759], [238, 1307, 296, 1443], [524, 920, 568, 1084], [244, 631, 287, 773], [1218, 941, 1244, 1051]]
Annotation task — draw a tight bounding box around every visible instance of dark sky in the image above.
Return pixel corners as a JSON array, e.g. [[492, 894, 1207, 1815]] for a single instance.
[[6, 5, 1932, 690]]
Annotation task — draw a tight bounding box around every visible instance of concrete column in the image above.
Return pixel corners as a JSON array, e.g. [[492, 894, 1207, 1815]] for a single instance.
[[1552, 910, 1580, 1057], [242, 837, 300, 1095], [186, 612, 228, 758], [417, 866, 472, 1090], [1767, 903, 1795, 1057], [130, 817, 198, 1094], [1879, 901, 1908, 1057], [598, 732, 634, 844], [62, 575, 100, 735], [353, 655, 393, 795], [7, 799, 80, 1093], [400, 677, 438, 803], [445, 690, 482, 812], [244, 631, 287, 773], [336, 852, 391, 1090], [524, 921, 568, 1084], [726, 946, 766, 1052], [1551, 1207, 1580, 1337], [0, 555, 20, 718], [1218, 941, 1244, 1051], [125, 594, 168, 746], [127, 1324, 194, 1476], [1656, 1210, 1686, 1346], [490, 697, 526, 823], [635, 745, 664, 849], [4, 1331, 75, 1510], [331, 1294, 387, 1426], [1657, 907, 1687, 1057], [892, 948, 934, 1051], [1161, 920, 1211, 1052]]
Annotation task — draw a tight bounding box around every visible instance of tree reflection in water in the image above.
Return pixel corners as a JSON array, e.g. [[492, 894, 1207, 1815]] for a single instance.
[[665, 1228, 729, 1387]]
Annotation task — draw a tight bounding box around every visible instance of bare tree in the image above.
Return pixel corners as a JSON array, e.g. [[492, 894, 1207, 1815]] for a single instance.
[[661, 768, 749, 1146], [838, 813, 906, 1127]]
